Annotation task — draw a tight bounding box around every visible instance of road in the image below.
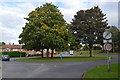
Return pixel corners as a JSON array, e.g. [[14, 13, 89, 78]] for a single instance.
[[2, 55, 119, 78], [0, 61, 2, 80]]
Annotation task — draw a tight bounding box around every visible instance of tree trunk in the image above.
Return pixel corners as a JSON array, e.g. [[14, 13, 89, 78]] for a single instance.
[[86, 44, 93, 57], [41, 49, 44, 58], [51, 48, 54, 58], [89, 44, 93, 57], [89, 48, 92, 57], [46, 48, 49, 58]]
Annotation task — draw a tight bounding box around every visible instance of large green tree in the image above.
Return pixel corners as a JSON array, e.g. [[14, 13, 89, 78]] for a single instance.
[[71, 6, 108, 57], [66, 24, 82, 50], [19, 3, 70, 58], [109, 26, 120, 52]]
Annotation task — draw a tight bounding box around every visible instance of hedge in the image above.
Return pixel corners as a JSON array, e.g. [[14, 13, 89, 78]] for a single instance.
[[2, 51, 26, 57], [34, 54, 42, 56], [93, 46, 102, 50]]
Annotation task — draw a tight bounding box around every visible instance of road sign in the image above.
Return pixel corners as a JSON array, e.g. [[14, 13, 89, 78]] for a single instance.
[[59, 54, 62, 58], [103, 39, 112, 43], [104, 43, 112, 51], [103, 30, 112, 39]]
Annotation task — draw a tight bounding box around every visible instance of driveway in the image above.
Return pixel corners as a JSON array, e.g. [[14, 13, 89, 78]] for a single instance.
[[2, 55, 119, 78]]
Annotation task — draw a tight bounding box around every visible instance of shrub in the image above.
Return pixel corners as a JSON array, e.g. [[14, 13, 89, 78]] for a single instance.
[[34, 54, 42, 56], [93, 46, 102, 50], [20, 52, 26, 57], [83, 46, 88, 51], [2, 51, 26, 57]]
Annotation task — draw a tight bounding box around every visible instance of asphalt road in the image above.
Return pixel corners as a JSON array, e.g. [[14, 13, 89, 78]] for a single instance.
[[0, 61, 2, 80], [2, 55, 119, 78]]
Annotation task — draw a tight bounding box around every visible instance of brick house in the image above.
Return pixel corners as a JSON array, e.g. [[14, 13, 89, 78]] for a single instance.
[[0, 43, 58, 56], [0, 43, 38, 54], [0, 43, 22, 51]]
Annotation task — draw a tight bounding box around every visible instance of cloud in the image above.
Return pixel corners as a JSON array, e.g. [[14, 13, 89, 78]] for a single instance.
[[59, 1, 118, 26], [0, 2, 36, 44], [92, 2, 118, 26], [0, 1, 118, 44], [107, 12, 118, 26], [59, 8, 77, 23], [0, 26, 20, 44], [0, 3, 27, 28], [119, 2, 120, 29], [0, 0, 119, 2]]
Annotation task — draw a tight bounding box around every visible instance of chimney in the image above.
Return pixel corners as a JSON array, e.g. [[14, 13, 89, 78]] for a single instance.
[[9, 43, 11, 45], [12, 43, 14, 45]]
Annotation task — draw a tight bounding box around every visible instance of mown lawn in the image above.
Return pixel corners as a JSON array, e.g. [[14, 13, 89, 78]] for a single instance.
[[74, 50, 119, 56], [15, 56, 116, 62], [84, 63, 119, 78]]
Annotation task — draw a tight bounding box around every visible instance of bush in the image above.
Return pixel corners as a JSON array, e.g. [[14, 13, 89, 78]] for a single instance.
[[34, 54, 42, 56], [93, 46, 102, 50], [83, 46, 88, 51], [2, 51, 26, 57], [20, 52, 26, 57]]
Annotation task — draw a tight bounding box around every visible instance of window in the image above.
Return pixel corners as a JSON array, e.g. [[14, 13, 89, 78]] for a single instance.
[[6, 48, 10, 51], [13, 49, 18, 51]]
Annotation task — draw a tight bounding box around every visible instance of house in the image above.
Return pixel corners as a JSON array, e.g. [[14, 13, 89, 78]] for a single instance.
[[0, 43, 58, 56], [0, 43, 22, 52], [0, 43, 37, 54]]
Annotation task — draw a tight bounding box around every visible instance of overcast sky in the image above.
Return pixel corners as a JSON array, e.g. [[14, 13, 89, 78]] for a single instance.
[[0, 0, 119, 44]]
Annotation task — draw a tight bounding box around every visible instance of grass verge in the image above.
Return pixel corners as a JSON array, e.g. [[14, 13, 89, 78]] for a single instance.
[[74, 50, 119, 56], [15, 56, 116, 62], [84, 63, 119, 78]]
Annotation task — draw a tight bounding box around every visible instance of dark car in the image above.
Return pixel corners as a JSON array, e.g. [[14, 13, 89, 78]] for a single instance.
[[28, 53, 33, 57], [2, 55, 10, 61], [63, 51, 69, 54]]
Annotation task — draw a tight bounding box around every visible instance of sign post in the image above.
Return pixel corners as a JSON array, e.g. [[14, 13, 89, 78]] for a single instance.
[[107, 52, 111, 71], [59, 53, 62, 59], [103, 30, 112, 71]]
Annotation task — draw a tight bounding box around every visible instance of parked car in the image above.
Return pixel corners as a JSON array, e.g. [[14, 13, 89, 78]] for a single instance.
[[28, 54, 33, 57], [63, 51, 69, 54], [26, 53, 33, 57], [2, 55, 10, 61]]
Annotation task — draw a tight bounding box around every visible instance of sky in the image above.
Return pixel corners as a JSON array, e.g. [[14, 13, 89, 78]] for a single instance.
[[0, 0, 119, 44]]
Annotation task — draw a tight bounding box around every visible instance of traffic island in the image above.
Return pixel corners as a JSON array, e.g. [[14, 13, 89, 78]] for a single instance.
[[15, 56, 116, 62]]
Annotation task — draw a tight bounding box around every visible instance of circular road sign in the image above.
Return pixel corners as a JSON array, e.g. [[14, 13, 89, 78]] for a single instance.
[[103, 30, 112, 39], [104, 43, 112, 51]]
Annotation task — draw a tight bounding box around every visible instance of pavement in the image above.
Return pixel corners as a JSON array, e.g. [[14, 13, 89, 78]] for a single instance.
[[0, 61, 2, 80], [1, 55, 119, 78], [10, 56, 41, 61]]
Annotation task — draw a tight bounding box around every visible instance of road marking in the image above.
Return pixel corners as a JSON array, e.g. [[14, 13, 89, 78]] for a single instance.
[[33, 63, 49, 72], [54, 65, 56, 67]]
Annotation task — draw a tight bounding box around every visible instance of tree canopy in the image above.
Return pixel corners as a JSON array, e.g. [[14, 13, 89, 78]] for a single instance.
[[109, 26, 120, 52], [71, 6, 108, 57], [19, 3, 71, 58], [0, 42, 5, 46]]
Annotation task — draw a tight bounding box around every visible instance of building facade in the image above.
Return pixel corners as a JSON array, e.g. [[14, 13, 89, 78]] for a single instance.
[[0, 43, 22, 52]]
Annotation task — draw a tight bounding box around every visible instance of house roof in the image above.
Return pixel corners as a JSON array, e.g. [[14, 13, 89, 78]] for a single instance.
[[0, 44, 22, 49]]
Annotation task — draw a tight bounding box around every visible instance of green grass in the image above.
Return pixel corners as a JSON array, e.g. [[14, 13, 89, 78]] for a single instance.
[[10, 56, 27, 58], [0, 52, 2, 56], [84, 63, 119, 78], [15, 56, 116, 62], [74, 50, 119, 56]]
